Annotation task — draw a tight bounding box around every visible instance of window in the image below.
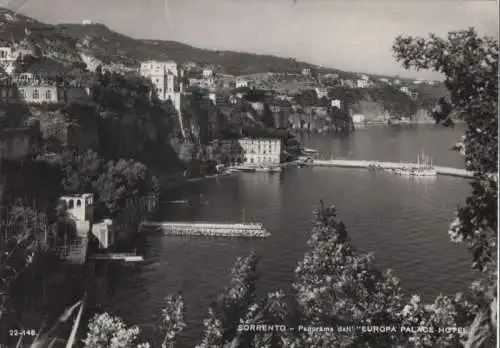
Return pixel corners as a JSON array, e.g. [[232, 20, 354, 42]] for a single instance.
[[19, 89, 25, 98], [76, 200, 82, 207], [68, 200, 74, 209], [32, 89, 39, 100], [45, 89, 52, 100]]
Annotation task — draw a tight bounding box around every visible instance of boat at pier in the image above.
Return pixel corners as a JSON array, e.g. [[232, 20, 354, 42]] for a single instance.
[[392, 151, 437, 177], [255, 166, 282, 173]]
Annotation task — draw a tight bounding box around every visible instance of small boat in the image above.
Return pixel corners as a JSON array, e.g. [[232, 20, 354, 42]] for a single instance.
[[240, 167, 257, 173]]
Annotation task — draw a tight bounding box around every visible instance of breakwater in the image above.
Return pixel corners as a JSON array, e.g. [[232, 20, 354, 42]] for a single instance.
[[312, 159, 474, 179], [140, 221, 271, 238]]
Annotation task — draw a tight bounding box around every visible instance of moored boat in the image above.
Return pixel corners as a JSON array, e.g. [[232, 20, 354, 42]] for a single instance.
[[392, 151, 437, 177]]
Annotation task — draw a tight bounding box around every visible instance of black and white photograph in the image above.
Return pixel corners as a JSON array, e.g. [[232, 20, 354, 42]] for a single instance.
[[0, 0, 498, 347]]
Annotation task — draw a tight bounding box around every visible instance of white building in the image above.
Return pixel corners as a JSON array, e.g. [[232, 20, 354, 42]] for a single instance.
[[331, 99, 341, 109], [357, 79, 370, 88], [139, 60, 184, 112], [302, 68, 311, 76], [0, 46, 17, 62], [352, 114, 366, 124], [393, 79, 401, 85], [315, 87, 328, 99], [92, 219, 115, 249], [235, 79, 248, 88], [60, 193, 94, 222], [359, 74, 370, 81], [203, 69, 214, 79], [82, 20, 96, 25], [399, 86, 410, 94], [379, 78, 390, 83], [208, 92, 216, 105], [238, 138, 282, 166]]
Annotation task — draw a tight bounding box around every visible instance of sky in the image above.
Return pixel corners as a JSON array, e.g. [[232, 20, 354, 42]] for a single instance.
[[1, 0, 499, 79]]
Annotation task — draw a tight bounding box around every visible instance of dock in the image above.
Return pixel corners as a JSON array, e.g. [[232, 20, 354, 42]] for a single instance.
[[89, 253, 144, 262], [140, 221, 271, 238], [312, 159, 474, 179]]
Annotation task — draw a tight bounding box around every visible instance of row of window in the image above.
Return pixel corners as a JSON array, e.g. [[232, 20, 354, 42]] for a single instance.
[[0, 88, 54, 100], [19, 89, 54, 100]]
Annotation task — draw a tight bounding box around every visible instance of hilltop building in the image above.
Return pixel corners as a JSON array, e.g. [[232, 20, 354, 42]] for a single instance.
[[139, 60, 186, 137], [302, 68, 311, 76], [140, 61, 183, 104], [238, 138, 283, 166]]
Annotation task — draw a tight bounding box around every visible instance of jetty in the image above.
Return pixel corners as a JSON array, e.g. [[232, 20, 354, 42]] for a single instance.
[[312, 159, 473, 179], [140, 221, 271, 238], [89, 253, 144, 262]]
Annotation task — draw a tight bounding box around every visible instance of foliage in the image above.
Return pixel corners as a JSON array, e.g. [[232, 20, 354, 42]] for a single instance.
[[158, 294, 186, 348], [197, 252, 259, 347], [82, 312, 150, 348], [38, 149, 154, 218], [393, 27, 498, 346], [260, 103, 275, 128]]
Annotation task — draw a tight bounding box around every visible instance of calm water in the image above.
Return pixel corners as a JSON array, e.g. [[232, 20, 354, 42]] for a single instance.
[[92, 125, 476, 347]]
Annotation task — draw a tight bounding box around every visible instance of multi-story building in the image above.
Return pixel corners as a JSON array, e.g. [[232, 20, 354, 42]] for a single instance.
[[0, 76, 91, 105], [302, 68, 311, 76], [139, 60, 184, 110], [238, 138, 282, 166]]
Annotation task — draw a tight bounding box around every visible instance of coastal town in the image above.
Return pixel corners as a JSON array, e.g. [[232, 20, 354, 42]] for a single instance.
[[0, 2, 497, 348]]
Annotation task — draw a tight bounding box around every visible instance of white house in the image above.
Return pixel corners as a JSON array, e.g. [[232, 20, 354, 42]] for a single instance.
[[331, 99, 341, 109], [399, 86, 410, 94], [235, 79, 248, 88], [302, 68, 311, 76], [315, 87, 328, 99], [357, 79, 370, 88], [393, 79, 401, 85], [202, 69, 214, 79], [238, 138, 282, 166]]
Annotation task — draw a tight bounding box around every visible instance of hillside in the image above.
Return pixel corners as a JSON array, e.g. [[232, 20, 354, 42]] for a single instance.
[[0, 7, 381, 78]]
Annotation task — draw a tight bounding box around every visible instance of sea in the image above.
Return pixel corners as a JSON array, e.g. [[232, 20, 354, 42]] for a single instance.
[[89, 124, 477, 347]]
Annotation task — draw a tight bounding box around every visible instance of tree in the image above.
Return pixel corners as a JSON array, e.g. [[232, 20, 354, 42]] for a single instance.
[[82, 313, 150, 348], [393, 27, 498, 346], [261, 103, 275, 128]]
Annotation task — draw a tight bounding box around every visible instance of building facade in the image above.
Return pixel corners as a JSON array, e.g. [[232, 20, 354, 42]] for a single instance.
[[235, 79, 248, 88], [139, 60, 184, 115], [238, 138, 282, 166]]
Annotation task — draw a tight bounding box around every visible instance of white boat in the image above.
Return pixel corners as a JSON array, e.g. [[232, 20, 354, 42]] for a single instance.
[[392, 151, 437, 177]]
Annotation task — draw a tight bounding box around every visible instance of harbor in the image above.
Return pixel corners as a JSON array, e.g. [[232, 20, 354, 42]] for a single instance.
[[140, 221, 271, 238], [311, 159, 474, 178]]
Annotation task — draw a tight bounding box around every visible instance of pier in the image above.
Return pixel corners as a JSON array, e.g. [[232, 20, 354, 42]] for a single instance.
[[312, 159, 474, 179], [140, 221, 271, 238]]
